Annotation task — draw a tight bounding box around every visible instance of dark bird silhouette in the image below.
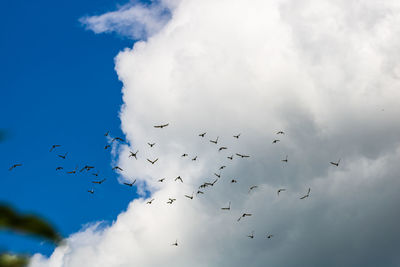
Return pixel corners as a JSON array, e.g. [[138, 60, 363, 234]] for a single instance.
[[281, 155, 288, 162], [104, 145, 111, 150], [185, 193, 193, 199], [58, 152, 67, 159], [272, 139, 280, 144], [236, 153, 249, 158], [181, 153, 188, 157], [147, 198, 154, 204], [330, 159, 340, 167], [219, 146, 227, 151], [154, 123, 169, 128], [55, 167, 63, 171], [80, 165, 94, 172], [171, 240, 178, 246], [214, 173, 221, 178], [104, 131, 109, 136], [158, 178, 165, 182], [276, 131, 285, 135], [129, 150, 138, 159], [210, 136, 219, 144], [199, 183, 208, 189], [199, 132, 206, 137], [112, 137, 125, 142], [249, 185, 258, 193], [192, 156, 197, 161], [66, 166, 78, 174], [175, 176, 183, 183], [300, 188, 311, 199], [92, 179, 106, 184], [248, 231, 254, 239], [148, 142, 155, 147], [87, 189, 94, 194], [196, 190, 204, 195], [167, 198, 176, 204], [123, 179, 137, 187], [92, 172, 99, 177], [49, 145, 61, 152], [237, 213, 252, 222], [266, 234, 274, 239], [233, 134, 241, 139], [227, 155, 233, 160], [231, 179, 237, 183], [205, 179, 218, 187], [9, 164, 22, 171], [147, 158, 159, 165], [221, 202, 231, 210], [277, 188, 286, 196], [219, 165, 226, 170], [112, 166, 123, 171]]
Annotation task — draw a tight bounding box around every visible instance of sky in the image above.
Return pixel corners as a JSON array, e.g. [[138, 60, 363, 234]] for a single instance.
[[2, 0, 400, 266]]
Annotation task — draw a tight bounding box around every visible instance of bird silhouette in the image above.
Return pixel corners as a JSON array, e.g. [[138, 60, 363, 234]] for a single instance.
[[158, 178, 165, 182], [227, 155, 234, 160], [147, 158, 158, 165], [66, 166, 78, 174], [266, 234, 274, 239], [147, 198, 155, 204], [87, 189, 94, 194], [129, 150, 138, 159], [219, 147, 227, 151], [9, 164, 22, 171], [167, 198, 176, 204], [214, 173, 221, 178], [219, 165, 226, 170], [175, 176, 183, 183], [233, 134, 241, 139], [248, 186, 258, 193], [192, 156, 198, 161], [104, 145, 111, 150], [55, 167, 63, 171], [281, 155, 288, 162], [49, 145, 61, 152], [330, 159, 340, 167], [276, 131, 284, 135], [58, 152, 67, 159], [185, 193, 194, 199], [92, 179, 106, 184], [171, 240, 178, 246], [196, 190, 204, 195], [148, 142, 155, 147], [231, 179, 237, 183], [248, 231, 254, 239], [300, 188, 311, 199], [199, 132, 206, 137], [112, 137, 125, 143], [236, 153, 249, 158], [104, 131, 109, 136], [112, 166, 123, 171], [210, 136, 219, 144], [92, 172, 99, 177], [277, 189, 286, 196], [221, 202, 231, 210], [154, 123, 169, 128], [181, 153, 188, 157], [123, 179, 137, 187], [237, 213, 252, 222], [80, 165, 94, 172], [272, 139, 280, 144]]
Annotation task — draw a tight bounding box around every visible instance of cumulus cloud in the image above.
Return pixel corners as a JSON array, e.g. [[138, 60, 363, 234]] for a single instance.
[[32, 0, 400, 266]]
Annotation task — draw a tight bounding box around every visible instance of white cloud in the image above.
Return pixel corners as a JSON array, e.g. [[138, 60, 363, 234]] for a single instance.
[[32, 0, 400, 266]]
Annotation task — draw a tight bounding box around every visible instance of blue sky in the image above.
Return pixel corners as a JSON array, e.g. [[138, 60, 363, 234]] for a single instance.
[[0, 0, 139, 256]]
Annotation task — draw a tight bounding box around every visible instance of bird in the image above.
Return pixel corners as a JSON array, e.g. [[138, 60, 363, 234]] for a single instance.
[[123, 179, 137, 187], [210, 136, 219, 144], [92, 172, 99, 177], [104, 145, 111, 150], [231, 179, 237, 183], [248, 231, 254, 239], [227, 155, 234, 160], [181, 153, 188, 157], [205, 179, 217, 187], [276, 131, 285, 134], [175, 176, 183, 183], [191, 156, 197, 161], [300, 188, 311, 199], [277, 189, 286, 196], [58, 152, 67, 159], [112, 137, 125, 142], [233, 134, 241, 139], [330, 159, 340, 167], [249, 185, 258, 193], [221, 202, 231, 210], [281, 155, 288, 162], [49, 145, 61, 152], [196, 190, 204, 195], [129, 150, 138, 159], [9, 164, 22, 171], [80, 165, 94, 172], [147, 198, 155, 204], [214, 173, 221, 178], [219, 146, 227, 151], [272, 139, 280, 144], [66, 166, 78, 174], [167, 198, 176, 204], [147, 158, 158, 165], [87, 189, 94, 194], [237, 213, 252, 222], [266, 234, 274, 239], [154, 123, 169, 128], [92, 179, 106, 184], [148, 142, 155, 147], [112, 166, 123, 171], [219, 165, 226, 170], [199, 132, 206, 137], [158, 178, 165, 182], [55, 167, 63, 171], [104, 131, 109, 136], [236, 153, 249, 158], [185, 193, 194, 199], [171, 240, 178, 246]]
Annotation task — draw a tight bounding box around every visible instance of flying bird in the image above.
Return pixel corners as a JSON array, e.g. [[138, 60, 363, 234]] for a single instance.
[[276, 131, 285, 135], [219, 147, 227, 151], [147, 158, 158, 165], [167, 198, 176, 204], [92, 179, 106, 184], [266, 234, 274, 239], [92, 172, 99, 177], [219, 165, 226, 170], [248, 231, 254, 239], [104, 131, 109, 136], [236, 153, 249, 158], [58, 152, 67, 159], [129, 150, 138, 159], [233, 134, 241, 139], [199, 132, 206, 137], [181, 153, 188, 157], [227, 155, 234, 160], [277, 188, 286, 196], [330, 159, 341, 167], [196, 190, 204, 195], [55, 167, 63, 171], [221, 202, 231, 210], [248, 185, 258, 193], [231, 179, 237, 183], [171, 240, 178, 246], [185, 193, 194, 199], [175, 176, 183, 183], [281, 155, 288, 162], [87, 189, 94, 194], [214, 173, 221, 178], [272, 139, 280, 144], [112, 137, 125, 143], [237, 213, 252, 222], [205, 179, 218, 187], [192, 156, 198, 161], [66, 166, 78, 174], [158, 178, 165, 182], [80, 165, 94, 172], [210, 136, 219, 144], [147, 142, 155, 147], [104, 145, 111, 150], [112, 166, 123, 171], [300, 188, 311, 199], [147, 198, 155, 204], [154, 123, 169, 128], [49, 145, 61, 152], [9, 164, 22, 171], [123, 179, 137, 187]]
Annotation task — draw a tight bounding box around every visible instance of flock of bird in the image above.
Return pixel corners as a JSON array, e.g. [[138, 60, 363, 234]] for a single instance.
[[8, 122, 341, 247]]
